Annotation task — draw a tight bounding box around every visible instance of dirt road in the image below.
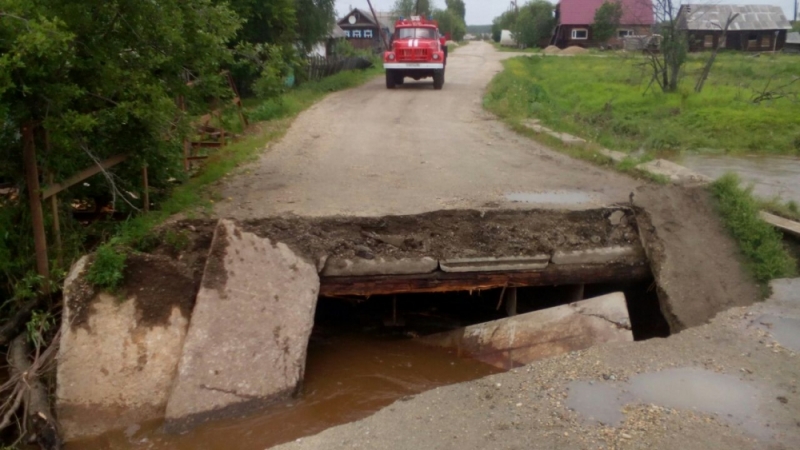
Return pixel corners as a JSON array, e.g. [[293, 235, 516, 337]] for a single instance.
[[215, 42, 636, 218]]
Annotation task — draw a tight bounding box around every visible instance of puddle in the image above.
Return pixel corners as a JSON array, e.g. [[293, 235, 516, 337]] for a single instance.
[[567, 367, 769, 439], [505, 191, 594, 205], [751, 314, 800, 353], [70, 332, 500, 450], [680, 154, 800, 204]]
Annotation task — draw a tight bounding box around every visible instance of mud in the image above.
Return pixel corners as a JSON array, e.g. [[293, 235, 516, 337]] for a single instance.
[[122, 254, 196, 327], [239, 208, 640, 263]]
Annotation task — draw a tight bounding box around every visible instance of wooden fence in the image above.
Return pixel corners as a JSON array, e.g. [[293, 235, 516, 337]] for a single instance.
[[305, 56, 374, 81]]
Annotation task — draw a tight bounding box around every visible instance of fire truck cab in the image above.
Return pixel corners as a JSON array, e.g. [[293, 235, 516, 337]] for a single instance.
[[383, 16, 447, 90]]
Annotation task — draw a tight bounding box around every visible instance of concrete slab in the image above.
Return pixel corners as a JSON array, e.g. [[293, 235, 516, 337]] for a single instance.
[[551, 246, 644, 265], [439, 255, 550, 273], [598, 149, 628, 163], [57, 256, 192, 441], [636, 159, 712, 185], [419, 292, 632, 370], [322, 256, 438, 277], [759, 211, 800, 239], [548, 131, 586, 146], [165, 219, 319, 431]]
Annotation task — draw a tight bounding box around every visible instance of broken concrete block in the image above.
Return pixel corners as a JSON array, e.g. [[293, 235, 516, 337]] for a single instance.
[[165, 219, 320, 431], [759, 211, 800, 239], [419, 293, 632, 369], [439, 255, 550, 273], [57, 255, 194, 441], [551, 246, 644, 265], [598, 148, 628, 163], [608, 210, 626, 226], [636, 159, 711, 185], [322, 256, 438, 277]]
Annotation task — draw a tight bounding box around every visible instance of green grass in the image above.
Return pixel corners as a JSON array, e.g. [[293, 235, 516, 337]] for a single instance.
[[711, 173, 797, 286], [484, 53, 800, 156], [758, 197, 800, 222], [85, 66, 382, 287]]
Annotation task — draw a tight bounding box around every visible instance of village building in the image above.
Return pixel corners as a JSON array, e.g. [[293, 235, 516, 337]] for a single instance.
[[336, 8, 394, 52], [677, 4, 792, 52], [786, 31, 800, 53], [551, 0, 655, 48]]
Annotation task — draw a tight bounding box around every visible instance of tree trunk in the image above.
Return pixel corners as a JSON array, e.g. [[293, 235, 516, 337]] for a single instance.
[[9, 335, 61, 450]]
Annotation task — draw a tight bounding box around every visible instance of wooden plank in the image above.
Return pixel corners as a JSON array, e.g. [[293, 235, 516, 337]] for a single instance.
[[320, 263, 651, 297], [42, 154, 128, 199], [760, 211, 800, 239], [191, 141, 223, 148]]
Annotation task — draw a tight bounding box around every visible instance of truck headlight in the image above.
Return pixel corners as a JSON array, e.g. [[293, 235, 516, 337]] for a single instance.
[[388, 53, 395, 60], [433, 53, 440, 60]]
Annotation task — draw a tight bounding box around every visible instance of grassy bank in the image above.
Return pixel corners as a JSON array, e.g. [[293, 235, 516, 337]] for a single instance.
[[711, 174, 797, 287], [81, 65, 384, 290], [484, 53, 800, 155]]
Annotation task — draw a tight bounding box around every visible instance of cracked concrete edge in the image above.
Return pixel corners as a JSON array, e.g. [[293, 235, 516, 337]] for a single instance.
[[551, 245, 645, 265], [439, 255, 551, 273], [636, 159, 712, 186], [321, 256, 438, 277]]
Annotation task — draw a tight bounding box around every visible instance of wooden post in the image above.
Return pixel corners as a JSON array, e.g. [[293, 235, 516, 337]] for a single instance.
[[142, 164, 150, 213], [366, 0, 388, 51], [22, 125, 50, 292], [47, 174, 63, 268]]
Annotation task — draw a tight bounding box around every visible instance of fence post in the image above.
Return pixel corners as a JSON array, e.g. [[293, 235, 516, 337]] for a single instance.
[[142, 164, 150, 213], [47, 174, 63, 268], [22, 124, 50, 293]]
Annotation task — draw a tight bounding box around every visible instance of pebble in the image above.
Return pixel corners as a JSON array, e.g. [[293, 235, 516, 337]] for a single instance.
[[621, 433, 632, 439]]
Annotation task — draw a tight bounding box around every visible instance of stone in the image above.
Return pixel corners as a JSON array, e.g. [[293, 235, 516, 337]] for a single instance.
[[598, 148, 628, 163], [608, 210, 626, 226], [165, 219, 320, 431], [759, 211, 800, 239], [439, 255, 550, 273], [57, 255, 194, 441], [551, 245, 645, 265], [419, 293, 633, 370], [636, 159, 712, 186], [322, 256, 438, 277]]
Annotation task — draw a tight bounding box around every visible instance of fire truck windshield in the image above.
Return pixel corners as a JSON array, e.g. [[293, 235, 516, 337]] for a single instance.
[[396, 27, 436, 39]]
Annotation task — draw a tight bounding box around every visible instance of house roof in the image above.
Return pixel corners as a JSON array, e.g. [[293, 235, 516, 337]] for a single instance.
[[558, 0, 655, 26], [330, 25, 346, 39], [678, 5, 791, 31], [338, 7, 394, 31], [788, 31, 800, 44]]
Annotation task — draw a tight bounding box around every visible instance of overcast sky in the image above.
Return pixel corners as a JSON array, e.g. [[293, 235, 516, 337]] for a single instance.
[[335, 0, 798, 26]]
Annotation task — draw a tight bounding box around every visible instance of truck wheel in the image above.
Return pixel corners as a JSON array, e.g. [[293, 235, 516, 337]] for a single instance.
[[433, 69, 444, 90], [386, 70, 396, 89], [395, 72, 404, 85]]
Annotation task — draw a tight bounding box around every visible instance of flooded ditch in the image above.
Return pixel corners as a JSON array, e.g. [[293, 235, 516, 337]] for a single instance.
[[68, 277, 668, 450], [60, 208, 674, 449]]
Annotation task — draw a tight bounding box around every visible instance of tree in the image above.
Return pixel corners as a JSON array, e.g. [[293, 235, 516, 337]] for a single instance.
[[644, 0, 688, 93], [295, 0, 337, 51], [445, 0, 466, 22], [512, 0, 555, 48], [593, 1, 624, 45], [434, 9, 466, 41], [392, 0, 431, 19]]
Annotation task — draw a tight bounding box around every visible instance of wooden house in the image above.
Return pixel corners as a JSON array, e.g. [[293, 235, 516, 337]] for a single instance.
[[551, 0, 655, 48], [677, 5, 792, 52], [337, 8, 394, 52]]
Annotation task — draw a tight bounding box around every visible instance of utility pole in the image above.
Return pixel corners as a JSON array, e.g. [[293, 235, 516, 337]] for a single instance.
[[366, 0, 388, 50]]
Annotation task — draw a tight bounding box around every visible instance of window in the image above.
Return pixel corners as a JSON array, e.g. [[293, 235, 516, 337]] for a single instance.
[[618, 29, 634, 38], [352, 29, 362, 38], [344, 30, 351, 38], [718, 36, 726, 48], [571, 28, 588, 40], [704, 35, 714, 48], [364, 29, 373, 39], [396, 27, 436, 39], [761, 36, 771, 47]]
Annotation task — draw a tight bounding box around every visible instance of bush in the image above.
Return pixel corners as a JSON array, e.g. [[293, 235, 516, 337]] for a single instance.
[[86, 244, 127, 291]]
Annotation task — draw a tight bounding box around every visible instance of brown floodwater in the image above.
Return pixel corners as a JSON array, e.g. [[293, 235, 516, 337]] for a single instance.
[[68, 327, 500, 450]]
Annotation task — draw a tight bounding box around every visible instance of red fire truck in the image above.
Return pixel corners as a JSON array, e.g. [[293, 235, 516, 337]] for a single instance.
[[383, 16, 448, 90]]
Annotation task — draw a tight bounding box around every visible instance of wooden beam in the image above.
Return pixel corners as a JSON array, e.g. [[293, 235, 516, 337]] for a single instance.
[[320, 263, 651, 297], [42, 154, 128, 199], [22, 125, 50, 290]]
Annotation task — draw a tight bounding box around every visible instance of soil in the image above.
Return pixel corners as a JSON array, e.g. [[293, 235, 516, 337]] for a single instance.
[[561, 46, 589, 55], [240, 208, 641, 263], [121, 254, 197, 328]]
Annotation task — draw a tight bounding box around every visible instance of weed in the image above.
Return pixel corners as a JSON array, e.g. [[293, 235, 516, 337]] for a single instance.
[[711, 173, 797, 285], [758, 197, 800, 222], [86, 244, 127, 291], [164, 230, 190, 252], [26, 310, 55, 347]]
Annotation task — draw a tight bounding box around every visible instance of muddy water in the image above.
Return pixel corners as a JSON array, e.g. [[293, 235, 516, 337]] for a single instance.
[[680, 154, 800, 204], [70, 331, 500, 450]]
